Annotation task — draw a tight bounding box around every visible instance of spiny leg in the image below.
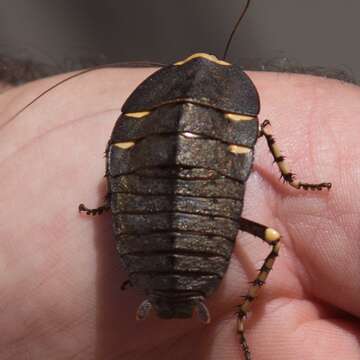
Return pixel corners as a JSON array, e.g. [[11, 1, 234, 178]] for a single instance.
[[260, 119, 331, 191], [78, 203, 110, 216], [79, 146, 112, 216], [237, 217, 281, 360], [79, 193, 110, 215]]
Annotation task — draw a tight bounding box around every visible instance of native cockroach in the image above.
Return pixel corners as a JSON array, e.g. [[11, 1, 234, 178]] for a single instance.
[[78, 50, 330, 359]]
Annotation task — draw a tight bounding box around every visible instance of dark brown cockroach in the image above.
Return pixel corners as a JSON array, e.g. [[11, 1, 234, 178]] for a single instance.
[[79, 51, 331, 359], [10, 1, 332, 359]]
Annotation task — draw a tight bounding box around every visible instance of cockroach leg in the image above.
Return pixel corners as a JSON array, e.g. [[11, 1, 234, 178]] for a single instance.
[[78, 203, 110, 216], [260, 119, 331, 191], [237, 217, 281, 360]]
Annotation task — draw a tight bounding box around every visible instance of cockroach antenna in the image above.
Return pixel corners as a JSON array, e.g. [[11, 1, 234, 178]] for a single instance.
[[222, 0, 252, 60], [5, 60, 165, 125]]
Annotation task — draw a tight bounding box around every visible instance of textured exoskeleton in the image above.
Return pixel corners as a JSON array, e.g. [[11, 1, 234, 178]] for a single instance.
[[106, 54, 259, 320], [78, 53, 330, 360]]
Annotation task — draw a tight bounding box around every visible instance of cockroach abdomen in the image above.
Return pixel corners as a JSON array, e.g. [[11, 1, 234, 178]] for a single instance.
[[107, 54, 260, 320]]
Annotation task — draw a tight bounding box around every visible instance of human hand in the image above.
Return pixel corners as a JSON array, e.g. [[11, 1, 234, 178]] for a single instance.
[[0, 68, 359, 359]]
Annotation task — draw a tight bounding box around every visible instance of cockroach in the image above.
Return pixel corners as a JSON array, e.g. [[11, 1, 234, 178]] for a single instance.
[[9, 1, 332, 359]]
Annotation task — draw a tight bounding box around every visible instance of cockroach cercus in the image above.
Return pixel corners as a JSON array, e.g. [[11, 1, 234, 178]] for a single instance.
[[10, 1, 332, 359]]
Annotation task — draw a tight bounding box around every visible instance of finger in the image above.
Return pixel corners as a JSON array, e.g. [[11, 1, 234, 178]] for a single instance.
[[245, 72, 360, 317]]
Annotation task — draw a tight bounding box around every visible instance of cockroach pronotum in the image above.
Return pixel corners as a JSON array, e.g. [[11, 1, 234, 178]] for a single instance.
[[9, 1, 332, 359]]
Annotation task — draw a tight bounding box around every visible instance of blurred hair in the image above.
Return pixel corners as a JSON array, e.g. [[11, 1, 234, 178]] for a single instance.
[[0, 54, 357, 86]]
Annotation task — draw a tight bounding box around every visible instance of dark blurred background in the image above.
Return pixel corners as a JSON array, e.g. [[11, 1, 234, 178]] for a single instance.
[[0, 0, 358, 83]]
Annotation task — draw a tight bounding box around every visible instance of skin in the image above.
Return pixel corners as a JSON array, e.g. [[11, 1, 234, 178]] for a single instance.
[[0, 68, 359, 360]]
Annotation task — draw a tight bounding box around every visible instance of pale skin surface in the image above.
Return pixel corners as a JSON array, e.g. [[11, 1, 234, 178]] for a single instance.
[[0, 68, 359, 360]]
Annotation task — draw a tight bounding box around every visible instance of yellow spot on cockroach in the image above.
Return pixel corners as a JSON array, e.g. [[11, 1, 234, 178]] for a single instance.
[[175, 53, 231, 66], [114, 141, 135, 149], [182, 132, 201, 138], [265, 228, 280, 242], [125, 111, 151, 118], [228, 145, 251, 154], [225, 113, 255, 121]]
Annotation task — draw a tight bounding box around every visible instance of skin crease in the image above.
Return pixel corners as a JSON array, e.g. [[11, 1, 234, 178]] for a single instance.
[[0, 68, 359, 360]]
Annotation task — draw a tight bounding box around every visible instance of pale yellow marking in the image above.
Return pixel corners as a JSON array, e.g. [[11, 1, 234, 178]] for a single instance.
[[225, 113, 255, 121], [125, 111, 151, 118], [228, 145, 251, 154], [271, 144, 282, 159], [114, 141, 135, 149], [174, 53, 231, 66], [265, 228, 280, 242], [237, 320, 244, 333], [182, 132, 201, 138], [278, 160, 290, 175]]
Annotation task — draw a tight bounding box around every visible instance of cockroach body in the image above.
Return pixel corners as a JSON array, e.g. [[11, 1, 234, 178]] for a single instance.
[[107, 53, 259, 321], [79, 52, 331, 360]]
